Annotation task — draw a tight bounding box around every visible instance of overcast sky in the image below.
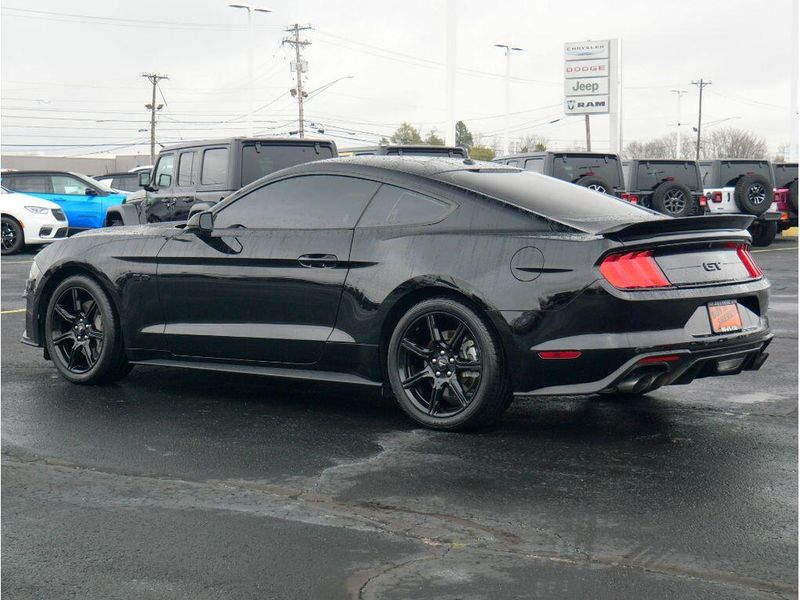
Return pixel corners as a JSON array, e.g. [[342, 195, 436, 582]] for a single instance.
[[1, 0, 796, 157]]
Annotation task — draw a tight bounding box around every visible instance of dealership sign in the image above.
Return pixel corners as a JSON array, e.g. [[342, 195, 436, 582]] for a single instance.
[[564, 39, 617, 115]]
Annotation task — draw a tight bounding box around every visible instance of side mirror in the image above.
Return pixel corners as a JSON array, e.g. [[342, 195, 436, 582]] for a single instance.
[[188, 202, 212, 219], [186, 210, 214, 234], [158, 174, 172, 188], [138, 171, 151, 188], [85, 187, 98, 196]]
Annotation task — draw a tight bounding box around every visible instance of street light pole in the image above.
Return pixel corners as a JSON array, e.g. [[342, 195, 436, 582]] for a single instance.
[[494, 44, 523, 156], [670, 89, 687, 158], [229, 3, 271, 137]]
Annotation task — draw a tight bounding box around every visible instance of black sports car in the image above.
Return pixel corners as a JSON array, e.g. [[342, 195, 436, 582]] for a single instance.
[[22, 157, 772, 430]]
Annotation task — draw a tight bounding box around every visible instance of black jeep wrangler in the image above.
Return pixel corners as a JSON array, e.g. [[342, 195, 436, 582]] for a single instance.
[[494, 151, 625, 196], [621, 159, 704, 217], [106, 137, 338, 225]]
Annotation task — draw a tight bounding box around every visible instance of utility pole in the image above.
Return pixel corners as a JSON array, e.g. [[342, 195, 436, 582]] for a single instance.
[[584, 115, 592, 151], [141, 73, 168, 164], [283, 24, 312, 138], [691, 79, 712, 161], [494, 44, 523, 156], [670, 89, 688, 158]]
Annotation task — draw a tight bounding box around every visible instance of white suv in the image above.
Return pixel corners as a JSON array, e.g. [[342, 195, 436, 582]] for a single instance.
[[698, 159, 781, 246]]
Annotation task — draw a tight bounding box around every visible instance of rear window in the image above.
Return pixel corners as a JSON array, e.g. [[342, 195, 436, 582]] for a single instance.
[[773, 163, 798, 188], [2, 174, 48, 193], [719, 161, 773, 187], [439, 169, 662, 234], [633, 161, 700, 191], [241, 143, 335, 186], [552, 154, 622, 188]]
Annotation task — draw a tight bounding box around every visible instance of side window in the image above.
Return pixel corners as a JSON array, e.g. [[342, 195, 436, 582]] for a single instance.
[[51, 175, 90, 196], [177, 151, 195, 187], [358, 184, 452, 227], [214, 175, 380, 230], [154, 153, 175, 188], [524, 158, 544, 173], [201, 148, 228, 185], [2, 174, 48, 193]]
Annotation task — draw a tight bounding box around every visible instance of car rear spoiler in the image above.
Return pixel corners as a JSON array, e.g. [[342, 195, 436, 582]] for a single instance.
[[598, 215, 755, 239]]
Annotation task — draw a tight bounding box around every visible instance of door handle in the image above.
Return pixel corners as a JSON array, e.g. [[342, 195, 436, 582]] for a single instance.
[[298, 253, 338, 268]]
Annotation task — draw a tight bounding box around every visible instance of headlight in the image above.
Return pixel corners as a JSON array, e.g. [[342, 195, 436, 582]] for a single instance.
[[25, 206, 49, 214], [28, 260, 41, 282]]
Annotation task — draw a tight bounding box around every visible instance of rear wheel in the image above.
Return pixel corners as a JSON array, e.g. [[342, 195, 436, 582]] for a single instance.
[[44, 275, 132, 384], [387, 297, 512, 431], [1, 216, 24, 255], [734, 174, 772, 215], [651, 182, 693, 217], [750, 220, 778, 247]]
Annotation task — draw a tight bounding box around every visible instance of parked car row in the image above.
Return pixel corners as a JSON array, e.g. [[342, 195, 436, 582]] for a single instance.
[[493, 152, 798, 247], [2, 141, 796, 254]]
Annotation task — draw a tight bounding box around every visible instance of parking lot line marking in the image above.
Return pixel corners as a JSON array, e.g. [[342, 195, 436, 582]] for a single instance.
[[752, 246, 798, 253], [0, 308, 26, 314]]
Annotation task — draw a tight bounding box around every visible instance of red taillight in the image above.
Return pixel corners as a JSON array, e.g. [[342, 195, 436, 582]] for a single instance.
[[639, 354, 681, 364], [699, 195, 708, 207], [599, 250, 670, 289], [711, 191, 723, 203], [736, 244, 762, 278], [538, 351, 582, 360], [621, 192, 639, 204]]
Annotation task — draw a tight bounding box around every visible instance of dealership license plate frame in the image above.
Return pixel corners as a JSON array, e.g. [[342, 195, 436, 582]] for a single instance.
[[707, 300, 742, 334]]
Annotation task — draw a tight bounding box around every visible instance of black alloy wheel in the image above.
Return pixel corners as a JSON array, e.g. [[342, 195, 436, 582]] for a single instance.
[[44, 275, 132, 384], [662, 188, 687, 215], [387, 297, 512, 430], [397, 311, 483, 418], [50, 286, 106, 374], [748, 182, 767, 206], [1, 217, 24, 255]]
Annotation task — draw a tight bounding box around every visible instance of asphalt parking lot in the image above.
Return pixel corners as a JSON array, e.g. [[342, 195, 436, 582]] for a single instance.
[[1, 238, 797, 600]]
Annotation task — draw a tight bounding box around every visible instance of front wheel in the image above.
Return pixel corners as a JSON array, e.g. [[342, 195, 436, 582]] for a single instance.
[[44, 275, 132, 384], [1, 216, 24, 255], [387, 297, 512, 431]]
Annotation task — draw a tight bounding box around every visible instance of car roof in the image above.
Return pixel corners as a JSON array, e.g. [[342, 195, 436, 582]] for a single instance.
[[94, 172, 138, 178], [699, 159, 772, 164], [1, 170, 87, 177], [160, 136, 337, 152], [497, 151, 620, 160]]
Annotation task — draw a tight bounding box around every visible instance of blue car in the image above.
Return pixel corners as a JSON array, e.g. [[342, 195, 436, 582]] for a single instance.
[[0, 170, 127, 232]]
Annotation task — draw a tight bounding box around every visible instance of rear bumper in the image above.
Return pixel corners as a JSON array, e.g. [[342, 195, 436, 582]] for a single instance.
[[520, 333, 772, 396]]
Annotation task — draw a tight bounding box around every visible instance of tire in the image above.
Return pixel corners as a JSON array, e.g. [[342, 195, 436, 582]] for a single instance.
[[650, 182, 694, 217], [749, 220, 778, 247], [1, 216, 24, 255], [44, 275, 132, 385], [788, 180, 798, 213], [574, 176, 613, 195], [387, 297, 512, 431], [734, 174, 772, 215]]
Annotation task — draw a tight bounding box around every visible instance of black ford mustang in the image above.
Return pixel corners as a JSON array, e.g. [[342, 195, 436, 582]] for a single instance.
[[22, 157, 772, 430]]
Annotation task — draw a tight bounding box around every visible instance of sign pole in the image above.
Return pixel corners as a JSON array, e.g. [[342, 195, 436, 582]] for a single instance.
[[585, 114, 591, 151]]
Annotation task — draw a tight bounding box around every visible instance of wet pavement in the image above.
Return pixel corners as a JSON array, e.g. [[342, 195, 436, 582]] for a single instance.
[[2, 238, 797, 599]]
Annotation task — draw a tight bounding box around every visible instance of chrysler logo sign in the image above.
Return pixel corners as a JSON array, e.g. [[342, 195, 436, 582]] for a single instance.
[[564, 41, 609, 60]]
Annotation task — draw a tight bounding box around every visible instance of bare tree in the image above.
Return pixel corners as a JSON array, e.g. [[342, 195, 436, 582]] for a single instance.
[[515, 134, 548, 153], [695, 127, 768, 159], [624, 132, 693, 159]]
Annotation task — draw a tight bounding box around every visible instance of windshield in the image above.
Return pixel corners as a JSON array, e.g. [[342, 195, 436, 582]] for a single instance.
[[438, 169, 663, 234], [241, 143, 335, 186], [551, 154, 622, 188]]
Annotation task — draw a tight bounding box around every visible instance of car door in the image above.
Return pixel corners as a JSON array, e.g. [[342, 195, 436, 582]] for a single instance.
[[172, 150, 199, 221], [146, 153, 176, 222], [155, 174, 380, 364], [45, 174, 103, 230]]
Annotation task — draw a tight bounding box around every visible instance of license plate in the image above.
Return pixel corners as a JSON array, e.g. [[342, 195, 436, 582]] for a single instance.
[[708, 301, 742, 334]]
